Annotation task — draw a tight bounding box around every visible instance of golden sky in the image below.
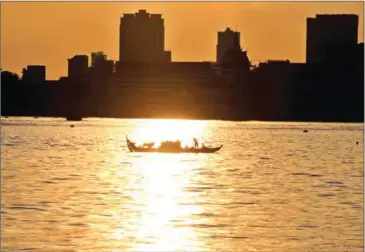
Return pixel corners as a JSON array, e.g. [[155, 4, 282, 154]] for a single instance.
[[1, 2, 364, 80]]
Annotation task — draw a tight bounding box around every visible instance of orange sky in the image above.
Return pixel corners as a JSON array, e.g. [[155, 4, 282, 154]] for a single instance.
[[1, 2, 364, 80]]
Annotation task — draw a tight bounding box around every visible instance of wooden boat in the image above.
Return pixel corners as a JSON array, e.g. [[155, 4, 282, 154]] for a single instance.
[[126, 136, 222, 154]]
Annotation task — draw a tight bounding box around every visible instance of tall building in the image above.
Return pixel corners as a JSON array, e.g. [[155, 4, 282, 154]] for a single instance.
[[119, 9, 170, 63], [216, 28, 241, 65], [68, 55, 89, 80], [306, 14, 358, 63]]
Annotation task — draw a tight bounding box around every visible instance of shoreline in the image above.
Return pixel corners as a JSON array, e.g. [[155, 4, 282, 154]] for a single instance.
[[1, 115, 363, 124]]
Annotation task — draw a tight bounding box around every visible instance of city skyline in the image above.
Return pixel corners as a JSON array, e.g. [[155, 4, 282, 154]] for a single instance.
[[1, 2, 364, 80]]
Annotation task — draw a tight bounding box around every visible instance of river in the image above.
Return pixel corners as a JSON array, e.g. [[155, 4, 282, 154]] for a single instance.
[[1, 117, 363, 251]]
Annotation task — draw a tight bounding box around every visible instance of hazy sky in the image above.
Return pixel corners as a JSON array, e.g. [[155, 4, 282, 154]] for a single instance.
[[1, 2, 364, 80]]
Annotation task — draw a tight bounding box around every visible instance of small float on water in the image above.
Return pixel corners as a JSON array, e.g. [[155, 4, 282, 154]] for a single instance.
[[126, 136, 223, 154]]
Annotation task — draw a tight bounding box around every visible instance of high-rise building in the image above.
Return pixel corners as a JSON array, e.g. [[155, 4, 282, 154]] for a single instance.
[[306, 14, 358, 63], [216, 28, 241, 65], [68, 55, 89, 80], [119, 9, 170, 63]]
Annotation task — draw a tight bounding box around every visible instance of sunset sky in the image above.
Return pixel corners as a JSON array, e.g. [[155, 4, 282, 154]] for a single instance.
[[1, 2, 364, 80]]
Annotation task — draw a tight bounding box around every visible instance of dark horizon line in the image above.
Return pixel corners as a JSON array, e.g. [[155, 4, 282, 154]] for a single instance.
[[1, 115, 364, 124]]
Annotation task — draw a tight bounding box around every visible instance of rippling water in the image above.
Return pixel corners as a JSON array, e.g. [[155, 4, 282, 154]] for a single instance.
[[1, 117, 364, 252]]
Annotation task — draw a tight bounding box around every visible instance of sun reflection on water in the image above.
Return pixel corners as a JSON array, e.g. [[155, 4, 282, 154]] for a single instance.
[[109, 120, 210, 251], [113, 154, 206, 251]]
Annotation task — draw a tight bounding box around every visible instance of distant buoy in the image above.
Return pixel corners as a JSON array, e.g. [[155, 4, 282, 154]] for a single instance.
[[70, 125, 75, 128], [303, 129, 308, 133]]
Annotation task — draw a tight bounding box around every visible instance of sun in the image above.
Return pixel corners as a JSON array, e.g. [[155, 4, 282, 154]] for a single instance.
[[129, 119, 208, 147]]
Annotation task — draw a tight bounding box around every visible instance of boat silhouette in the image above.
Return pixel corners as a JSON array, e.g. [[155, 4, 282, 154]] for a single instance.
[[126, 136, 222, 154]]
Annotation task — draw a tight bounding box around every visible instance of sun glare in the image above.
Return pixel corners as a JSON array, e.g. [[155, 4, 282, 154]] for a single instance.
[[102, 119, 211, 250], [106, 153, 207, 251], [129, 119, 209, 147]]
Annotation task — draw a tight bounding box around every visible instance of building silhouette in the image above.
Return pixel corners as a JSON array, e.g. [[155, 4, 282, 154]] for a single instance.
[[22, 65, 46, 83], [1, 10, 363, 122], [90, 52, 114, 78], [216, 27, 251, 85], [119, 9, 171, 63], [91, 52, 107, 67], [68, 55, 89, 80], [306, 14, 358, 63], [216, 28, 241, 65]]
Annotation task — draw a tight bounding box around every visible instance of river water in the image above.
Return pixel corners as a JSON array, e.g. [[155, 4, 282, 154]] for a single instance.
[[1, 117, 363, 252]]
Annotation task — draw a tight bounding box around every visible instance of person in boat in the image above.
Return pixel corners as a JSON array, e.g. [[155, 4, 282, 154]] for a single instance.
[[193, 138, 199, 148]]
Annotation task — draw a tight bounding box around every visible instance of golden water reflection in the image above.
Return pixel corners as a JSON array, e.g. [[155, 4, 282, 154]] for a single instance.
[[113, 154, 207, 251], [2, 118, 364, 251], [110, 120, 210, 250]]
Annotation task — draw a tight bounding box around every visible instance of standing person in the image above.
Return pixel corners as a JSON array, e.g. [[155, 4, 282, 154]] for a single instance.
[[193, 138, 199, 148]]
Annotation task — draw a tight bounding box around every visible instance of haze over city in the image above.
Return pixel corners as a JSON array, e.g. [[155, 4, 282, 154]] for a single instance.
[[1, 1, 364, 80]]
